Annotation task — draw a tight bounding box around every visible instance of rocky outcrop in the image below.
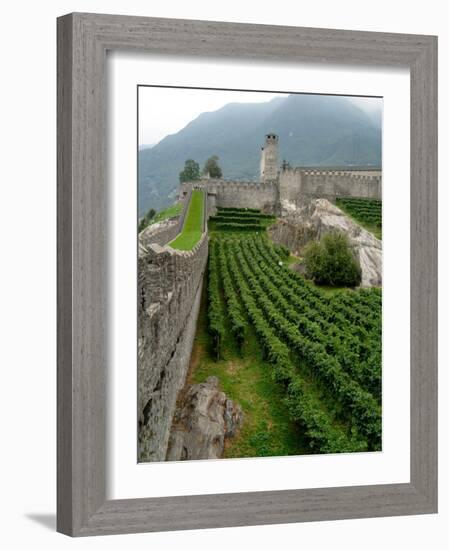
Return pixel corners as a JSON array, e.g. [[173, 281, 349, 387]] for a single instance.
[[268, 198, 382, 287], [166, 376, 243, 461]]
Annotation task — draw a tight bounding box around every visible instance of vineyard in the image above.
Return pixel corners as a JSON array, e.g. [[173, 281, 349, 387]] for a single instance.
[[336, 198, 382, 239], [203, 211, 382, 455], [208, 207, 276, 232]]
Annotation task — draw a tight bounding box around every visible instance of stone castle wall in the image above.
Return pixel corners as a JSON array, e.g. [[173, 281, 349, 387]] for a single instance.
[[180, 180, 278, 213], [138, 192, 208, 462], [278, 167, 382, 203], [179, 169, 380, 215]]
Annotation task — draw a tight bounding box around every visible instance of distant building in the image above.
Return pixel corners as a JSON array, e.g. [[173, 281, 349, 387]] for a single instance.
[[260, 134, 279, 183]]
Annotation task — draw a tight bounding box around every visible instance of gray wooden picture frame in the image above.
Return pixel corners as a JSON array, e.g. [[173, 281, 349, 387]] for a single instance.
[[57, 12, 438, 537]]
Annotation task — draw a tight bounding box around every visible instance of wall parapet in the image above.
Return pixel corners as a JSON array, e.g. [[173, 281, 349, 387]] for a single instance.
[[179, 170, 381, 210], [178, 180, 278, 213], [279, 167, 382, 202], [138, 222, 209, 462]]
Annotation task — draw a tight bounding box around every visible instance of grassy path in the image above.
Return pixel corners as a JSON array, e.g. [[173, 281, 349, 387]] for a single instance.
[[169, 190, 204, 250]]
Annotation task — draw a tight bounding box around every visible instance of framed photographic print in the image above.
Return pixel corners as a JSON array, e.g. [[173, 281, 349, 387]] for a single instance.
[[57, 13, 438, 536]]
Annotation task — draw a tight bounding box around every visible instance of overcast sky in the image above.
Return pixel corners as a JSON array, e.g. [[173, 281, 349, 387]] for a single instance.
[[138, 86, 382, 146]]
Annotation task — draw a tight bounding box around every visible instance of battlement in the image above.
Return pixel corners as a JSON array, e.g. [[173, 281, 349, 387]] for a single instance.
[[278, 166, 381, 202], [138, 209, 208, 462], [180, 179, 276, 191], [300, 168, 381, 183]]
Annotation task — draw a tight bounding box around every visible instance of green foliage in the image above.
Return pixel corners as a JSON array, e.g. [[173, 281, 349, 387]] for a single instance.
[[245, 237, 381, 400], [216, 240, 247, 351], [203, 155, 223, 179], [336, 198, 382, 239], [221, 238, 369, 452], [213, 222, 263, 232], [218, 207, 261, 214], [275, 243, 290, 260], [209, 208, 275, 233], [205, 230, 382, 453], [303, 231, 362, 287], [207, 240, 226, 360], [179, 159, 201, 183], [211, 215, 271, 224], [138, 207, 156, 232], [169, 190, 204, 250], [229, 237, 380, 448]]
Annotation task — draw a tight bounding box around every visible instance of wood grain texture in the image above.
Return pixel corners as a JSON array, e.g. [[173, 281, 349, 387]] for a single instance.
[[56, 12, 438, 536], [57, 13, 74, 536]]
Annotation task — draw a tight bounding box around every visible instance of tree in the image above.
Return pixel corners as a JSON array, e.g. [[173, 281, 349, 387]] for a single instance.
[[179, 159, 200, 183], [303, 231, 362, 287], [203, 155, 222, 179], [138, 207, 156, 233]]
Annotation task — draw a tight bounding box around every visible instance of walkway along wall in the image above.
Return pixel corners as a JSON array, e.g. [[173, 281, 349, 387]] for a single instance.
[[138, 192, 208, 461]]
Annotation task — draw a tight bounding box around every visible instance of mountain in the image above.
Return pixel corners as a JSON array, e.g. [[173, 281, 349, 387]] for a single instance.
[[138, 94, 381, 216], [139, 143, 156, 151]]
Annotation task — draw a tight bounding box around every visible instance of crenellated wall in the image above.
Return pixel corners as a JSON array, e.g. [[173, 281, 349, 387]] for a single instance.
[[178, 169, 380, 215], [278, 167, 382, 203], [138, 196, 208, 462]]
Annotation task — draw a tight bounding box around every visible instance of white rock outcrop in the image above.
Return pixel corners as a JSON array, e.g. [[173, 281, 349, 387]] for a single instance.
[[269, 198, 382, 287]]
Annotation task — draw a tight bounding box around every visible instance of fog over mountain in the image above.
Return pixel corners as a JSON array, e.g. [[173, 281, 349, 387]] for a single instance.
[[138, 94, 382, 215]]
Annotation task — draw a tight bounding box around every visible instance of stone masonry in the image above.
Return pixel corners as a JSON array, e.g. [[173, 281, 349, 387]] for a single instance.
[[138, 200, 208, 462], [260, 133, 279, 183]]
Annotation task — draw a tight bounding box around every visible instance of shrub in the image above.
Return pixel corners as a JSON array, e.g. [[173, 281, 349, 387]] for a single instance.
[[303, 231, 362, 287]]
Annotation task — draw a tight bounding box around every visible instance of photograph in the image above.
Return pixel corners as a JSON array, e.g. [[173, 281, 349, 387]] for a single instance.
[[137, 87, 383, 463]]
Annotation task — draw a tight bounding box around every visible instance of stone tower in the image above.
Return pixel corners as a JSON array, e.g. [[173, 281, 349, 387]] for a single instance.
[[260, 133, 279, 183]]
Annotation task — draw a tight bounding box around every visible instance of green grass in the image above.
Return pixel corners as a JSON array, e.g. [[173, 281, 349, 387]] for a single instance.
[[286, 253, 302, 267], [151, 202, 183, 224], [186, 250, 308, 459], [169, 190, 205, 251], [309, 284, 349, 296]]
